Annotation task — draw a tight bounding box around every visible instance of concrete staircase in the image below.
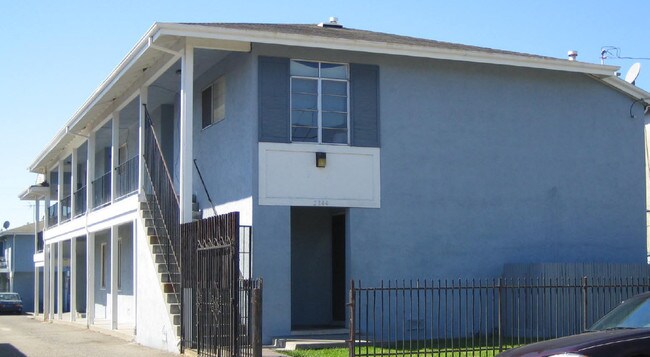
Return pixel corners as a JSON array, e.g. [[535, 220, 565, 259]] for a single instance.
[[140, 197, 181, 337]]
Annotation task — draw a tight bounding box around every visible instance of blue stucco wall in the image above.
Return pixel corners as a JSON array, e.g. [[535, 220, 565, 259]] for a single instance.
[[193, 51, 256, 219], [349, 56, 645, 283], [207, 44, 646, 341]]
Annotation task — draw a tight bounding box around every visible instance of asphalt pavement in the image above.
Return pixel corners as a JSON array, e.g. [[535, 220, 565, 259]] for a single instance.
[[0, 314, 177, 357]]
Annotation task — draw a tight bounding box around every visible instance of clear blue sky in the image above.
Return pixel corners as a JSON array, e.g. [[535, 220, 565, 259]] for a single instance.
[[1, 0, 649, 228]]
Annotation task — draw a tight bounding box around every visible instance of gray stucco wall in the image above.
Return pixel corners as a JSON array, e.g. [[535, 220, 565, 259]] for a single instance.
[[245, 44, 646, 341]]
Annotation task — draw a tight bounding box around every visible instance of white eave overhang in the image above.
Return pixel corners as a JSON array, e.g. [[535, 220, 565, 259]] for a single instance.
[[28, 22, 650, 174], [19, 185, 49, 201]]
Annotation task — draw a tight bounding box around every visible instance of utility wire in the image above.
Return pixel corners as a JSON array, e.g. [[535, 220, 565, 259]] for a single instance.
[[601, 46, 650, 61]]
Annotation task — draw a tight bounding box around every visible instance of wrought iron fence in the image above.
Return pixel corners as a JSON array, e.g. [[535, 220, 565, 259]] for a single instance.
[[116, 155, 139, 199], [92, 172, 111, 208], [350, 277, 650, 356], [74, 185, 86, 217], [180, 214, 262, 357]]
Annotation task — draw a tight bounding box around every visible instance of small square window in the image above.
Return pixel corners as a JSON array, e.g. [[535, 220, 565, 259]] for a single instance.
[[100, 243, 107, 290], [202, 76, 226, 129]]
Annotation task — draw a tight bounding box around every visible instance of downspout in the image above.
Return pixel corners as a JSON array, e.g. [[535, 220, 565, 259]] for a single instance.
[[11, 233, 15, 292]]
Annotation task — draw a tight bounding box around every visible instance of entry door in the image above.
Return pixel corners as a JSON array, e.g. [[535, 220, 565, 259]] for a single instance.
[[332, 214, 346, 322]]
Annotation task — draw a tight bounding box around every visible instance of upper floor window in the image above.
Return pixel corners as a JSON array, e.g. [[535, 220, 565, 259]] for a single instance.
[[290, 60, 349, 144], [202, 76, 226, 129]]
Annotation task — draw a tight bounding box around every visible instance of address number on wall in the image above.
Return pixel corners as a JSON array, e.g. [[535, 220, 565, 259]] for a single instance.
[[313, 200, 329, 206]]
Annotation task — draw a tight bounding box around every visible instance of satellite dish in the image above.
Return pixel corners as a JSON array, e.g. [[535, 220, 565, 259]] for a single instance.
[[2, 221, 9, 230], [625, 62, 641, 84]]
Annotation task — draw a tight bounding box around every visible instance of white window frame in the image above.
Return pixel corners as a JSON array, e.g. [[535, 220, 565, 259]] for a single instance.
[[290, 60, 350, 145], [201, 76, 226, 129]]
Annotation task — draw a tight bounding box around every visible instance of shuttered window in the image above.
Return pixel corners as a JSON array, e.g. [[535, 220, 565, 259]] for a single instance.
[[259, 56, 379, 147]]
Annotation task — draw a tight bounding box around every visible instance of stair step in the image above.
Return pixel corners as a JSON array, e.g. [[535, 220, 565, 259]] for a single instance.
[[192, 210, 202, 220], [172, 313, 181, 326], [158, 262, 179, 274], [152, 245, 171, 255], [155, 254, 168, 264], [163, 282, 179, 293], [149, 236, 161, 244], [144, 218, 165, 228], [146, 227, 157, 236], [166, 293, 180, 304], [169, 303, 181, 315], [160, 272, 181, 283]]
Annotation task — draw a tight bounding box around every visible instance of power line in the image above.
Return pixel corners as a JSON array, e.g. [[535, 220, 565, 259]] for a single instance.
[[601, 46, 650, 64]]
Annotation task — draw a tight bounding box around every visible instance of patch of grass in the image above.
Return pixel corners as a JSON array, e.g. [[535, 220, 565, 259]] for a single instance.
[[279, 343, 524, 357], [282, 347, 348, 357]]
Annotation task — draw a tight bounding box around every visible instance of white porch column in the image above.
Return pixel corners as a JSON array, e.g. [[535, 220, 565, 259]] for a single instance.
[[58, 160, 63, 223], [34, 200, 40, 316], [49, 243, 55, 321], [179, 42, 194, 223], [70, 237, 77, 321], [45, 170, 51, 229], [71, 148, 78, 217], [111, 113, 120, 203], [43, 243, 49, 321], [86, 233, 95, 326], [138, 87, 148, 196], [87, 132, 96, 211], [110, 226, 118, 330], [132, 219, 137, 333], [57, 241, 63, 320]]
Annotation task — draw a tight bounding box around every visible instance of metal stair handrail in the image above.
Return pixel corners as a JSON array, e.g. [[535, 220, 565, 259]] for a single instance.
[[142, 104, 182, 280]]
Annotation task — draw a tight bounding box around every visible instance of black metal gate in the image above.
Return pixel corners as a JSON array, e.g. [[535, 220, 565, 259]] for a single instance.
[[181, 212, 262, 357]]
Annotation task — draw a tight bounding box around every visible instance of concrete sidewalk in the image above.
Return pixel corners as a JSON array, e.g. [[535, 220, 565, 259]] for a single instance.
[[0, 314, 176, 357]]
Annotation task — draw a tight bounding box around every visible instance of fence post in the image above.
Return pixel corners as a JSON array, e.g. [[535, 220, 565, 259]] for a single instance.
[[348, 280, 355, 357], [582, 276, 588, 331], [498, 277, 503, 352], [252, 279, 263, 357]]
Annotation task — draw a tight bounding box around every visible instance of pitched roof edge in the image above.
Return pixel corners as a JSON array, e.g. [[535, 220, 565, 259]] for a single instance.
[[157, 23, 619, 77]]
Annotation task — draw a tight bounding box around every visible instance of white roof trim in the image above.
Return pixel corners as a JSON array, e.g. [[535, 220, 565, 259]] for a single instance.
[[157, 23, 619, 76]]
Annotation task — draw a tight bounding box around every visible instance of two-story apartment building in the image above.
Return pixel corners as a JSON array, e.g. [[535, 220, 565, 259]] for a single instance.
[[0, 222, 43, 313], [22, 20, 650, 352]]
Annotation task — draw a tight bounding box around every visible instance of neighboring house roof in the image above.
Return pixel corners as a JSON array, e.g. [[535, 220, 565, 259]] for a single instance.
[[27, 22, 650, 174], [0, 222, 42, 238]]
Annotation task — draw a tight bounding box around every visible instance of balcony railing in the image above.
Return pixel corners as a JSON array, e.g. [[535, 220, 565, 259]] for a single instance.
[[74, 185, 87, 217], [48, 202, 59, 226], [92, 172, 111, 209], [116, 156, 139, 199], [60, 195, 72, 223]]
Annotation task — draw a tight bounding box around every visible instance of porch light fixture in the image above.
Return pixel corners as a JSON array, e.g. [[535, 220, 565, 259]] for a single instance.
[[316, 152, 326, 168]]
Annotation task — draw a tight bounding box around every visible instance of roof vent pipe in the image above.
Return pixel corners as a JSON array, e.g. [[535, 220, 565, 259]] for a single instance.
[[568, 50, 578, 61], [318, 17, 343, 28]]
